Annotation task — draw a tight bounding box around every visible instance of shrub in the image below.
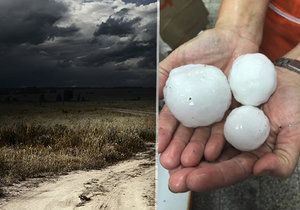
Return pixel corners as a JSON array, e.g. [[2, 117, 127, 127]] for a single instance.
[[0, 104, 155, 186]]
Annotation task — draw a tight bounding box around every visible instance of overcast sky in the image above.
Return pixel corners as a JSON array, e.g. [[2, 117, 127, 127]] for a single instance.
[[0, 0, 157, 88]]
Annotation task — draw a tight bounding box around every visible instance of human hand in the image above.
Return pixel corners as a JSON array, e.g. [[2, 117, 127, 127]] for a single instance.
[[158, 28, 259, 170], [167, 68, 300, 192]]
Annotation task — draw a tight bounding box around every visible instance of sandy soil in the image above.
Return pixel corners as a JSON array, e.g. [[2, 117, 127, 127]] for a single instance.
[[0, 146, 155, 210]]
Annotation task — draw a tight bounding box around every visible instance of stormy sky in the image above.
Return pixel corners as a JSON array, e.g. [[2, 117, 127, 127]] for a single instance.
[[0, 0, 157, 88]]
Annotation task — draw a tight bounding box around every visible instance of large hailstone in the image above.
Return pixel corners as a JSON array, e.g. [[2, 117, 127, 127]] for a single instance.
[[163, 64, 231, 128], [224, 106, 270, 151], [229, 53, 277, 106]]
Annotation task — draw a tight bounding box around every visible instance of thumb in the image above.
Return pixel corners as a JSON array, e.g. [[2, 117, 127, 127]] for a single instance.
[[254, 125, 300, 177], [159, 64, 169, 99], [159, 49, 183, 99]]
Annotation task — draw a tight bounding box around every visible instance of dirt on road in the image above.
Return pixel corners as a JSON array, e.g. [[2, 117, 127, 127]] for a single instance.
[[0, 148, 155, 210]]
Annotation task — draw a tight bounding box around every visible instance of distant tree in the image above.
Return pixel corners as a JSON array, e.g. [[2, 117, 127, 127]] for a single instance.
[[63, 90, 73, 102], [39, 94, 46, 105], [4, 96, 10, 102], [77, 94, 81, 102], [50, 89, 57, 93], [56, 94, 62, 102], [130, 96, 141, 101]]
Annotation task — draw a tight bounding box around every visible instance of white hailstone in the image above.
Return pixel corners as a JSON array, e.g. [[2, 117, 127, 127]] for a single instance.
[[224, 106, 270, 151], [229, 53, 277, 106], [163, 64, 231, 128]]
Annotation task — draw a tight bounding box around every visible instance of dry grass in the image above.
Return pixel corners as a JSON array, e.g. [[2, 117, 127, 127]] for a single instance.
[[0, 101, 155, 186]]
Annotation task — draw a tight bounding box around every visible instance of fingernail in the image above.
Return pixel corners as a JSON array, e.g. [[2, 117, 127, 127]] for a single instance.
[[168, 185, 177, 193]]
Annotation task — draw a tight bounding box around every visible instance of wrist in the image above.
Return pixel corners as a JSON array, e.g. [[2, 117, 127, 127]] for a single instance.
[[276, 43, 300, 79], [277, 67, 300, 87], [215, 0, 270, 45], [215, 21, 261, 46], [284, 43, 300, 61]]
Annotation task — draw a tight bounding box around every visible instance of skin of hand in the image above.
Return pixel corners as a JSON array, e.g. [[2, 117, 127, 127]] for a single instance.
[[158, 0, 270, 171], [167, 64, 300, 192], [158, 28, 259, 172], [160, 40, 300, 192], [158, 0, 300, 193]]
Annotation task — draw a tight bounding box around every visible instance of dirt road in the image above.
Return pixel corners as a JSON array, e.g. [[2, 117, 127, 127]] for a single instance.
[[0, 149, 155, 210]]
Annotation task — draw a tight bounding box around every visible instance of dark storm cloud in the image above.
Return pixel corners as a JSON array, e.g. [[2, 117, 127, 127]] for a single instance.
[[81, 37, 156, 67], [94, 16, 141, 37], [122, 0, 157, 6], [115, 8, 130, 17], [0, 0, 79, 45], [91, 3, 157, 69], [0, 0, 157, 88], [0, 43, 156, 87]]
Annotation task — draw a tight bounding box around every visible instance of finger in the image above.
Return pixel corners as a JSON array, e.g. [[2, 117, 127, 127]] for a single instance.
[[253, 126, 300, 177], [168, 167, 195, 193], [158, 105, 179, 153], [217, 145, 240, 161], [230, 98, 241, 110], [181, 127, 211, 167], [160, 124, 194, 170], [168, 162, 212, 193], [186, 153, 258, 192], [159, 50, 183, 99], [204, 122, 225, 161], [169, 165, 183, 176]]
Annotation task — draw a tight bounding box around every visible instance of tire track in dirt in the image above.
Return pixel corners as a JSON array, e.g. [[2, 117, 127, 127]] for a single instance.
[[0, 145, 155, 210]]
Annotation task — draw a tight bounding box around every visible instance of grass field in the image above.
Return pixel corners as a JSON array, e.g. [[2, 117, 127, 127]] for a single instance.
[[0, 91, 155, 190]]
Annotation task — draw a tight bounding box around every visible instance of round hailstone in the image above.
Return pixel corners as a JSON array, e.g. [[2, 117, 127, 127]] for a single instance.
[[163, 64, 231, 128], [229, 53, 277, 106], [224, 106, 270, 151]]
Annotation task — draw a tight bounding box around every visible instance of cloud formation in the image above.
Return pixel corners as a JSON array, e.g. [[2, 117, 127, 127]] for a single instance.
[[0, 0, 79, 45], [0, 0, 157, 88], [94, 16, 141, 37]]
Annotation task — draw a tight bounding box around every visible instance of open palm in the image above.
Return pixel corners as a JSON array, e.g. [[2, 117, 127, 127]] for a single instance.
[[158, 28, 259, 171], [166, 68, 300, 192], [158, 27, 300, 192], [255, 68, 300, 177]]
